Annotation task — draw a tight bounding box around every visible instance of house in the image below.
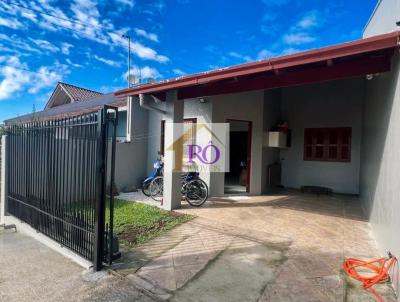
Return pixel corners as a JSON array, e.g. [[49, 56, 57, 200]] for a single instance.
[[4, 82, 147, 192], [4, 0, 400, 267], [110, 0, 400, 264]]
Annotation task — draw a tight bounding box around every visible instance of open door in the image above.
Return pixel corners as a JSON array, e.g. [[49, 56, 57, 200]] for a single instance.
[[224, 119, 252, 194]]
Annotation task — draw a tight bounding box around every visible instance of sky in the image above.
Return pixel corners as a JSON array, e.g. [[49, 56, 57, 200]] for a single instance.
[[0, 0, 378, 123]]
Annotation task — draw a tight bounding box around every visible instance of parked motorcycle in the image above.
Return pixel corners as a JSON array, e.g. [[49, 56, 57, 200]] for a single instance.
[[141, 153, 164, 196]]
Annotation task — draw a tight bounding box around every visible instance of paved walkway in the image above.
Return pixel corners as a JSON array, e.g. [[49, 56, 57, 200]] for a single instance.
[[0, 229, 154, 302], [115, 191, 397, 302]]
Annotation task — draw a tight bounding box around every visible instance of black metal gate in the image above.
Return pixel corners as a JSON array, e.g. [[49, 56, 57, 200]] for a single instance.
[[5, 106, 117, 270]]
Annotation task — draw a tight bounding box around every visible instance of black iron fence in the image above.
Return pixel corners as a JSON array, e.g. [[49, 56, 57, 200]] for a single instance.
[[5, 107, 117, 270]]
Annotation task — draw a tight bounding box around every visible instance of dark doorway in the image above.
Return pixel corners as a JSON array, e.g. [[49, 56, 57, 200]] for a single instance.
[[224, 120, 252, 194]]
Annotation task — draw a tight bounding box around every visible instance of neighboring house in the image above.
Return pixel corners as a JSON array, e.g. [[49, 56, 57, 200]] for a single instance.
[[5, 82, 148, 192], [44, 82, 104, 109]]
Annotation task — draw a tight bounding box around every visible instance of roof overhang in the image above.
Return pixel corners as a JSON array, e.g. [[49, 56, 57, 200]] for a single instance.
[[115, 31, 400, 100]]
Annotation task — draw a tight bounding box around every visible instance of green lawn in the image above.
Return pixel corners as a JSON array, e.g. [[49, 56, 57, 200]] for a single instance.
[[106, 199, 193, 247]]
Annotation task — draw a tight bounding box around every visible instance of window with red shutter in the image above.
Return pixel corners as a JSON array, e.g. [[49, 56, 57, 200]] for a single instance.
[[304, 127, 351, 162]]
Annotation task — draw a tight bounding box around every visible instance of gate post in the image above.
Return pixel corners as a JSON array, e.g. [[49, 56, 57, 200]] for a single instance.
[[0, 135, 7, 224], [93, 110, 107, 271]]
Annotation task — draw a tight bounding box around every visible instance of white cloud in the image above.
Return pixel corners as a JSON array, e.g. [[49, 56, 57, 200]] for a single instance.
[[282, 47, 301, 55], [149, 0, 165, 13], [20, 10, 37, 22], [138, 66, 161, 78], [123, 65, 162, 82], [296, 10, 320, 30], [29, 38, 60, 53], [61, 43, 73, 55], [283, 33, 315, 45], [279, 10, 321, 47], [0, 34, 42, 54], [131, 42, 169, 63], [71, 0, 100, 25], [115, 0, 135, 8], [172, 69, 185, 76], [228, 51, 252, 62], [66, 58, 83, 68], [0, 66, 30, 100], [0, 56, 69, 100], [134, 28, 159, 42], [28, 66, 64, 93], [94, 55, 121, 67], [257, 49, 274, 60], [0, 16, 23, 29], [0, 56, 30, 100]]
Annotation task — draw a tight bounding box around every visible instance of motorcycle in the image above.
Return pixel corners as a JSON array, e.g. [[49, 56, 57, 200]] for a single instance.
[[141, 153, 164, 196]]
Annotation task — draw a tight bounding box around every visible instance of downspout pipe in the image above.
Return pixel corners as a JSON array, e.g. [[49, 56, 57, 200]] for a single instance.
[[139, 93, 166, 115]]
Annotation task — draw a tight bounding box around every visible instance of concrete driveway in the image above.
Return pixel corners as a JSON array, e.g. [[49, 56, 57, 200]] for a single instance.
[[0, 229, 154, 302], [115, 191, 397, 302]]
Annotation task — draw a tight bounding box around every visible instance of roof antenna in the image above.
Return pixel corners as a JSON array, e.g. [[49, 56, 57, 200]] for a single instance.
[[122, 34, 132, 88]]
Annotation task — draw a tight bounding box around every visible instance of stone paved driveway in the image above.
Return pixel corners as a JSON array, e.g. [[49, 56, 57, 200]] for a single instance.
[[115, 191, 397, 302]]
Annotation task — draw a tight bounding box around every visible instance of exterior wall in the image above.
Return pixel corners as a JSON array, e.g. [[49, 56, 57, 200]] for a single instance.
[[210, 90, 265, 196], [360, 53, 400, 270], [113, 99, 149, 191], [146, 99, 213, 176], [363, 0, 400, 38], [261, 89, 282, 193], [146, 90, 264, 196], [147, 109, 164, 175], [280, 78, 365, 194]]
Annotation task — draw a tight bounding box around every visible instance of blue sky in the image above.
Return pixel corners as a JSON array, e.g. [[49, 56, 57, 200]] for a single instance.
[[0, 0, 377, 122]]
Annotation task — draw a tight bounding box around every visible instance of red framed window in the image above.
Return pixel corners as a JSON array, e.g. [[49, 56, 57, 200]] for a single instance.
[[304, 127, 352, 162], [160, 118, 197, 156]]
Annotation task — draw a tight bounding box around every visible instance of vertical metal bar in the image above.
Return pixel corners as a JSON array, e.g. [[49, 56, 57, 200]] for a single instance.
[[108, 109, 118, 265], [94, 109, 106, 271]]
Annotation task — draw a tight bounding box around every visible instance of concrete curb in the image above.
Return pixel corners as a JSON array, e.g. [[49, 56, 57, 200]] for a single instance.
[[4, 215, 93, 270]]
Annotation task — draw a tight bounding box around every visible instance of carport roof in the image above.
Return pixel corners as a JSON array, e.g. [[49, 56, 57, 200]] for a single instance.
[[115, 31, 400, 100]]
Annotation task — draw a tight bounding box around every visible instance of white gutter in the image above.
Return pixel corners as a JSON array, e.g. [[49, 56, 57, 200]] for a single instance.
[[139, 93, 166, 115]]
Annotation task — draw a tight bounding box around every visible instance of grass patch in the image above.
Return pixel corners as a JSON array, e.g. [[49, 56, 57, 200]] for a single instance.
[[106, 199, 193, 247]]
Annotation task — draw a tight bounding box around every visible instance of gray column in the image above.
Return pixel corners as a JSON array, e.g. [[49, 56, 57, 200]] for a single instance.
[[1, 135, 7, 223], [163, 90, 184, 210]]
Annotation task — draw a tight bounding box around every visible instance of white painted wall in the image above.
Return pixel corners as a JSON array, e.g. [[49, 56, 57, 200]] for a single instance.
[[146, 90, 264, 197], [360, 53, 400, 276], [261, 89, 282, 193], [113, 99, 149, 191], [146, 98, 213, 165], [280, 78, 365, 194], [363, 0, 400, 38], [210, 90, 265, 196]]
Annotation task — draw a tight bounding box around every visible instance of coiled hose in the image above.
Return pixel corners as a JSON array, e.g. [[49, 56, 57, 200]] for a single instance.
[[343, 253, 396, 302]]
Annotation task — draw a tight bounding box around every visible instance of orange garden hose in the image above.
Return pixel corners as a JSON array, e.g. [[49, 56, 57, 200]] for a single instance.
[[343, 253, 397, 302]]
